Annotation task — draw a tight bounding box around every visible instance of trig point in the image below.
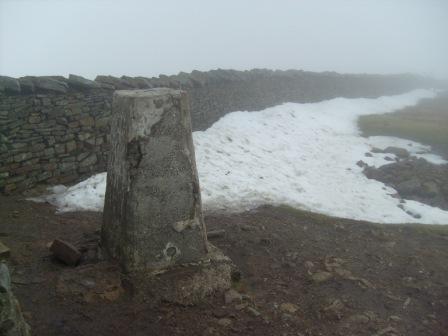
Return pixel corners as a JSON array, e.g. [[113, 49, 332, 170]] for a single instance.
[[102, 88, 209, 272]]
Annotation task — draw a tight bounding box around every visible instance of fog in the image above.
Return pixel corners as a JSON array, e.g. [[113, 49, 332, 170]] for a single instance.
[[0, 0, 447, 79]]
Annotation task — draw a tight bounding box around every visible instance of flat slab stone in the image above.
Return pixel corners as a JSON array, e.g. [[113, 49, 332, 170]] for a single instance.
[[50, 239, 81, 266]]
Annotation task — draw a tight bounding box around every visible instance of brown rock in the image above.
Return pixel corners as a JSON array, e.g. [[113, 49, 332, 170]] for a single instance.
[[50, 239, 81, 266]]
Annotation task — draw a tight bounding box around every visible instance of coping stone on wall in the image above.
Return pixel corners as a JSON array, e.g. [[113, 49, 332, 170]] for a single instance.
[[17, 77, 35, 94], [1, 69, 441, 96], [27, 76, 69, 93], [68, 74, 101, 90], [95, 75, 133, 90], [0, 76, 21, 94]]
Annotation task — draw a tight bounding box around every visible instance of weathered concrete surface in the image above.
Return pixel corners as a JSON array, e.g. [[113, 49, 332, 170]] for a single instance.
[[0, 263, 31, 336], [102, 88, 208, 272], [130, 244, 233, 305]]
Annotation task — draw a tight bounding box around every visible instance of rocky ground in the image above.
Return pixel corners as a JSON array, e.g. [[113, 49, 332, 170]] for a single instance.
[[1, 196, 447, 336], [359, 90, 448, 215], [364, 157, 448, 211]]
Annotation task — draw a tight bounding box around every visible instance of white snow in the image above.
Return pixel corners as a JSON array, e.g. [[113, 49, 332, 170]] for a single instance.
[[36, 89, 448, 224], [33, 173, 106, 213]]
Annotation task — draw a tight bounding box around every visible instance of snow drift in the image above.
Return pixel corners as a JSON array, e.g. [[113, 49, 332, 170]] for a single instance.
[[37, 89, 448, 224]]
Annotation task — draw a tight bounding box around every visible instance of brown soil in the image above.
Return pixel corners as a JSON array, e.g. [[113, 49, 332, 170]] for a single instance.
[[1, 196, 448, 336]]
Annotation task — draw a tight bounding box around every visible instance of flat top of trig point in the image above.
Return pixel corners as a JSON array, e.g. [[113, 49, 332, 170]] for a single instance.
[[114, 88, 184, 98]]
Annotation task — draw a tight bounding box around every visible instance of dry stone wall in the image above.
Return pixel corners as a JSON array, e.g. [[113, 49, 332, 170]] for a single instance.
[[0, 90, 112, 193], [0, 69, 440, 194]]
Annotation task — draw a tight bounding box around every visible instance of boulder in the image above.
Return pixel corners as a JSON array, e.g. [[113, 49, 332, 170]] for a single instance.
[[383, 146, 410, 159], [95, 75, 132, 90]]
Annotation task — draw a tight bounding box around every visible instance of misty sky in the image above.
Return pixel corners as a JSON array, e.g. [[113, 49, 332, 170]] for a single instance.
[[1, 0, 447, 79]]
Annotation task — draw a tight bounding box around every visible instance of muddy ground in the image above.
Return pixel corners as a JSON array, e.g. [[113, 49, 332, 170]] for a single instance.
[[1, 196, 447, 336]]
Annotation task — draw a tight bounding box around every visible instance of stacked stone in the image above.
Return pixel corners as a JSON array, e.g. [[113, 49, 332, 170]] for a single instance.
[[0, 91, 112, 193], [1, 70, 437, 96]]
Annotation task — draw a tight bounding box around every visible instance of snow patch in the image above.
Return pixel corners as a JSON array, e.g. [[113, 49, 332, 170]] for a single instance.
[[35, 173, 106, 212], [36, 89, 448, 224]]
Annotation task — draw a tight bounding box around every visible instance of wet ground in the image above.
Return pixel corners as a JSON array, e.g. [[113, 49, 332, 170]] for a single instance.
[[1, 196, 447, 336]]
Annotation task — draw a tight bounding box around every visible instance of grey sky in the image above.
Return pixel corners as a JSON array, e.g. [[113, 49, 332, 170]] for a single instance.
[[1, 0, 447, 79]]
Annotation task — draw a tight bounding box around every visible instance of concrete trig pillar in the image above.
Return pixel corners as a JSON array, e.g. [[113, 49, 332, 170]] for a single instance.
[[102, 88, 208, 272]]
